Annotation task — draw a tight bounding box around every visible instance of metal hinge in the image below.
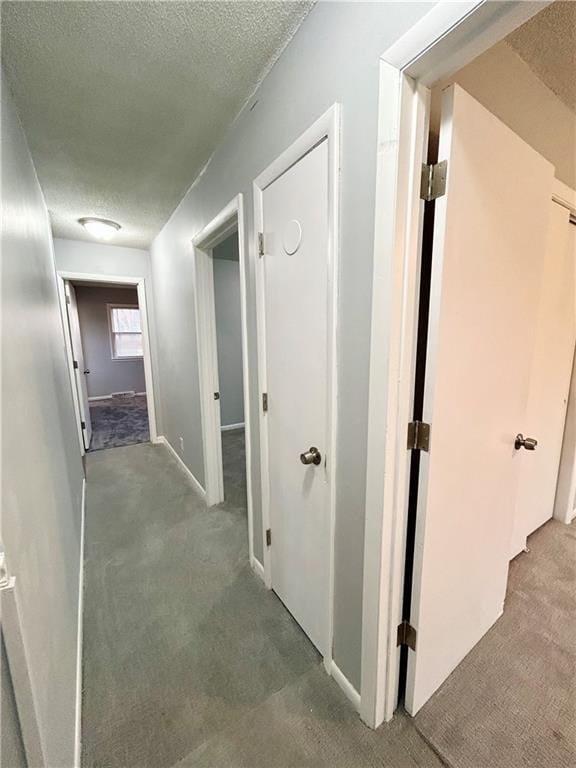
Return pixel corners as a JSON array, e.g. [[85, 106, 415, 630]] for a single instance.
[[213, 392, 220, 400], [258, 232, 265, 257], [65, 295, 71, 305], [397, 620, 417, 650], [73, 360, 79, 369], [407, 421, 430, 452], [420, 160, 447, 202], [262, 392, 268, 412], [81, 420, 86, 430], [266, 528, 272, 547]]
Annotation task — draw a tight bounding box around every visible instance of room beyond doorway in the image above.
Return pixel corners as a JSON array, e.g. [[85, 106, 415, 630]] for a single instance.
[[57, 271, 158, 455]]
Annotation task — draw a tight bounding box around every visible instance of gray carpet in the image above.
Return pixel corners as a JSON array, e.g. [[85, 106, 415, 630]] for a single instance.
[[89, 395, 149, 451], [414, 519, 576, 768], [81, 437, 444, 768]]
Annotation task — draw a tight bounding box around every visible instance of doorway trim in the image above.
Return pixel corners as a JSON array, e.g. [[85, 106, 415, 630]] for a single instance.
[[191, 195, 255, 558], [360, 0, 555, 728], [56, 272, 159, 455], [252, 104, 341, 677]]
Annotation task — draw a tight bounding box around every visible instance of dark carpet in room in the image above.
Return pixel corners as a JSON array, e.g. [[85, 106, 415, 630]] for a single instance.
[[81, 432, 444, 768], [88, 394, 149, 451]]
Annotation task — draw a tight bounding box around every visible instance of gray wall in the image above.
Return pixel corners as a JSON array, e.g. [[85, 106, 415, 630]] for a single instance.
[[150, 1, 433, 689], [2, 76, 85, 767], [75, 285, 146, 398], [213, 236, 244, 427]]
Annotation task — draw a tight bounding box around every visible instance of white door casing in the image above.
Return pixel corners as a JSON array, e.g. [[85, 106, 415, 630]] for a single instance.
[[65, 282, 92, 450], [406, 84, 554, 714], [511, 200, 576, 556]]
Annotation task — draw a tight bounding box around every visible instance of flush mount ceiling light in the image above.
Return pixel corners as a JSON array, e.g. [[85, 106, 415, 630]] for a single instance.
[[78, 217, 121, 241]]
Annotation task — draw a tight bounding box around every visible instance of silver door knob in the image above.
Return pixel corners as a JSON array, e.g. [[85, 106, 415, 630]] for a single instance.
[[515, 433, 537, 451], [300, 447, 321, 466]]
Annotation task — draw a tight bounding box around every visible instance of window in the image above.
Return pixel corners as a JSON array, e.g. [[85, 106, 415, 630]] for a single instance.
[[108, 305, 143, 359]]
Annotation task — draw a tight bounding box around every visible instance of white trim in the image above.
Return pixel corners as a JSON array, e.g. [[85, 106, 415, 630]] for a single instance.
[[56, 272, 159, 447], [327, 659, 361, 713], [155, 436, 206, 501], [88, 395, 112, 402], [253, 104, 340, 673], [221, 422, 245, 432], [250, 555, 265, 583], [191, 195, 255, 564], [56, 277, 86, 456], [552, 178, 576, 214], [361, 0, 555, 730], [74, 478, 86, 768]]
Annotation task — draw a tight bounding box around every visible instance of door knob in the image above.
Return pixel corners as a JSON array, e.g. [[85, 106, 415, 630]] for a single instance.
[[84, 369, 90, 375], [300, 446, 321, 466], [515, 433, 537, 451]]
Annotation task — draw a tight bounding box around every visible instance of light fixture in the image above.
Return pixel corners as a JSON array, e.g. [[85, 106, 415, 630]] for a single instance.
[[78, 217, 121, 241]]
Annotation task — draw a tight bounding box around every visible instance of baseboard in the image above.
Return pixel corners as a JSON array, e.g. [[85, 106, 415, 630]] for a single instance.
[[221, 422, 245, 432], [327, 659, 361, 712], [88, 392, 146, 402], [136, 391, 146, 396], [155, 436, 206, 501], [87, 395, 111, 402], [250, 556, 265, 583], [74, 477, 86, 768]]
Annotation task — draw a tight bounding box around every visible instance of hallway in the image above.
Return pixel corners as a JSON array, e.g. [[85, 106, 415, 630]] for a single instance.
[[81, 440, 443, 768]]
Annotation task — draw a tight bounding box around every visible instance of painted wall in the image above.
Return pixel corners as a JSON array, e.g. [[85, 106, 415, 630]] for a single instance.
[[431, 41, 576, 188], [75, 285, 146, 398], [2, 76, 85, 767], [150, 1, 434, 689], [213, 236, 244, 427]]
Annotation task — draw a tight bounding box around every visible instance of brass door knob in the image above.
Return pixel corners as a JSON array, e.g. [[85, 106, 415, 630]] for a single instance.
[[300, 447, 321, 465]]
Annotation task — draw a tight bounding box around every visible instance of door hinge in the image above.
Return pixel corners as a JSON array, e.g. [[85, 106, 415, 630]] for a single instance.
[[262, 392, 268, 412], [266, 528, 272, 547], [420, 160, 447, 202], [81, 420, 86, 430], [213, 392, 220, 400], [407, 421, 430, 452], [397, 620, 417, 651], [65, 295, 71, 305], [73, 360, 79, 369], [258, 232, 265, 257]]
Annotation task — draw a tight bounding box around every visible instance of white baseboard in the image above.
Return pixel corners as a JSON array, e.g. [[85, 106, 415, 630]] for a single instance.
[[74, 477, 86, 768], [88, 395, 111, 402], [136, 391, 146, 396], [221, 422, 245, 432], [155, 436, 206, 502], [88, 392, 146, 402], [327, 659, 361, 712], [250, 556, 265, 583]]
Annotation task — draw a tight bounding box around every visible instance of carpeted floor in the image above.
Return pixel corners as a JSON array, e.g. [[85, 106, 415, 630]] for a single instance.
[[89, 395, 149, 451], [414, 518, 576, 768], [81, 435, 444, 768]]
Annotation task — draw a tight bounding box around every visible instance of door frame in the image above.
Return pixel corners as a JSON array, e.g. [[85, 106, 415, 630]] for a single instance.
[[56, 272, 159, 455], [191, 196, 255, 564], [360, 0, 555, 728], [252, 104, 341, 674]]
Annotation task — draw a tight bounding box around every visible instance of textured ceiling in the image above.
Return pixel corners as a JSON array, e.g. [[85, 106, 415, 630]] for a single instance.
[[1, 1, 313, 248], [507, 1, 576, 111]]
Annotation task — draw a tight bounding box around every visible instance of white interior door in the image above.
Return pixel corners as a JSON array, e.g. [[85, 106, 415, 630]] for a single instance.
[[261, 139, 330, 655], [65, 282, 92, 450], [511, 201, 576, 556], [406, 84, 554, 714]]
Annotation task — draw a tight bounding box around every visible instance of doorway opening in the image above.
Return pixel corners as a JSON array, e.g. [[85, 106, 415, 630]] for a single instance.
[[57, 273, 158, 454]]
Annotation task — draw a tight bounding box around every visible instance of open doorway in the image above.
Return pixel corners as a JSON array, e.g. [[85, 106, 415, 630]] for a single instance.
[[57, 273, 158, 454]]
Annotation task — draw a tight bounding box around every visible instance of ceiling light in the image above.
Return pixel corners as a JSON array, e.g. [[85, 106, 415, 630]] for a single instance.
[[78, 217, 121, 241]]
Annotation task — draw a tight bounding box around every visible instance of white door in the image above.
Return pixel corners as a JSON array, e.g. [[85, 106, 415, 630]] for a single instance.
[[65, 282, 92, 450], [406, 85, 554, 714], [511, 201, 576, 556], [261, 139, 331, 655]]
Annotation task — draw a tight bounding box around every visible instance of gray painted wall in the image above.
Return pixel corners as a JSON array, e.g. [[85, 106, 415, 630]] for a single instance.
[[75, 285, 146, 398], [213, 236, 244, 427], [150, 1, 433, 689], [2, 77, 85, 767]]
